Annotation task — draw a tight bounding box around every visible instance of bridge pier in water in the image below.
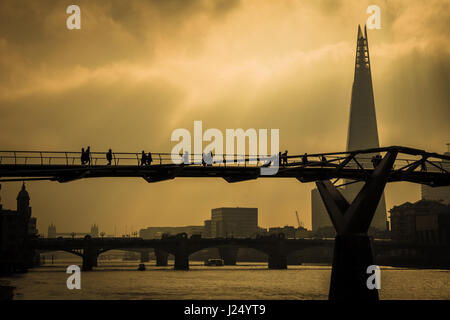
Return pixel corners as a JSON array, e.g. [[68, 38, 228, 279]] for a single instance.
[[329, 234, 376, 300], [268, 252, 287, 269], [174, 238, 189, 270], [154, 249, 168, 266], [267, 239, 288, 269], [316, 150, 397, 300], [82, 247, 98, 271], [219, 246, 239, 265]]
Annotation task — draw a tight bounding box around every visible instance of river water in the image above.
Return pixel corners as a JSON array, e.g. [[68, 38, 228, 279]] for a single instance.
[[1, 259, 449, 300]]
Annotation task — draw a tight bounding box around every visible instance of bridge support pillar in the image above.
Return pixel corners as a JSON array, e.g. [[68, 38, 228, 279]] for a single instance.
[[140, 250, 150, 263], [82, 247, 98, 271], [174, 237, 189, 270], [316, 150, 397, 300], [329, 234, 376, 300], [219, 246, 239, 265], [174, 252, 189, 270], [155, 249, 168, 266], [268, 252, 287, 269]]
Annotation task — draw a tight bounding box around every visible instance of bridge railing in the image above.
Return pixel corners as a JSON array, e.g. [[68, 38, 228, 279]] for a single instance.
[[0, 151, 274, 167]]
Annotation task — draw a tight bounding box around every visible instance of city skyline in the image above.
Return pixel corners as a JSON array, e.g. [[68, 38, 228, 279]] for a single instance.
[[0, 0, 449, 234]]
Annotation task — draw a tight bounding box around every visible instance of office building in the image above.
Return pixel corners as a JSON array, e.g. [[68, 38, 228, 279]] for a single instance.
[[210, 207, 258, 238], [390, 199, 450, 244], [421, 150, 450, 204]]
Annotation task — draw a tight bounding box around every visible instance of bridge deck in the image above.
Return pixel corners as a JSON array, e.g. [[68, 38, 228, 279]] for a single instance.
[[32, 237, 446, 252], [0, 146, 449, 186]]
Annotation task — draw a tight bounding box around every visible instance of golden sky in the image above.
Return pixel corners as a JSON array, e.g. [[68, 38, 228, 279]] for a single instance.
[[0, 0, 449, 234]]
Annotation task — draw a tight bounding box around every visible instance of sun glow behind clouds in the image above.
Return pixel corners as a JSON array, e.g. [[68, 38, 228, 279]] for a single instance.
[[0, 0, 448, 232]]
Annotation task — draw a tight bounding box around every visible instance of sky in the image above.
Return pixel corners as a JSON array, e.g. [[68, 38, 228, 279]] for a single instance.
[[0, 0, 449, 235]]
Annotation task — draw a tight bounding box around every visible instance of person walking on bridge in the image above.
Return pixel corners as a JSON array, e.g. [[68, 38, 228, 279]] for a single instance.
[[205, 151, 213, 166], [86, 146, 91, 165], [106, 149, 113, 165], [140, 151, 147, 166], [302, 153, 308, 165], [81, 148, 86, 165], [146, 152, 152, 165], [202, 152, 207, 166], [282, 150, 288, 166], [371, 154, 382, 168], [183, 151, 190, 165]]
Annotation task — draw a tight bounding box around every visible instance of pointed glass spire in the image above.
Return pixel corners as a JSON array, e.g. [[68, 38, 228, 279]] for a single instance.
[[355, 25, 371, 74], [346, 24, 379, 152]]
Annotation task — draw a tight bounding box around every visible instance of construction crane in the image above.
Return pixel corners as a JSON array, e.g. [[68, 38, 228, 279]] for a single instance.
[[295, 211, 303, 229]]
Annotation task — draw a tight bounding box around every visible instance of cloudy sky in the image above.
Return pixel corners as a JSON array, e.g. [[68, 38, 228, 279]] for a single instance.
[[0, 0, 449, 234]]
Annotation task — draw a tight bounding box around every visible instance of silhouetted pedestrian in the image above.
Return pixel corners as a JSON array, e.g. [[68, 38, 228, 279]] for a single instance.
[[146, 152, 152, 165], [86, 146, 91, 165], [371, 154, 382, 168], [141, 151, 147, 166], [206, 151, 213, 166], [282, 150, 288, 165], [106, 149, 113, 165], [302, 153, 308, 165], [202, 152, 207, 166], [183, 151, 190, 165], [81, 148, 86, 165]]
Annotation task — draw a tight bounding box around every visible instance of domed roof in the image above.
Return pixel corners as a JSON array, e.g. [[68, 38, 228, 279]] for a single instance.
[[17, 183, 30, 200]]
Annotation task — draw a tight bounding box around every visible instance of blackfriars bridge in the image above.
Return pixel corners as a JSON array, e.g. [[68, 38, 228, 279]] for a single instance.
[[31, 234, 445, 273], [33, 235, 334, 271]]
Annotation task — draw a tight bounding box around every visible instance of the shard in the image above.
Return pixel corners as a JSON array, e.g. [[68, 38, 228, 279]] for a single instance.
[[346, 25, 380, 151], [311, 25, 387, 232]]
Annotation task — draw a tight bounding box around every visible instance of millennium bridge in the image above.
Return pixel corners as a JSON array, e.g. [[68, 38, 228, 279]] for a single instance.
[[1, 145, 449, 300]]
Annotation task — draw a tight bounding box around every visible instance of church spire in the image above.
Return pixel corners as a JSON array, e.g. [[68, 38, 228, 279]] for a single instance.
[[17, 182, 30, 216]]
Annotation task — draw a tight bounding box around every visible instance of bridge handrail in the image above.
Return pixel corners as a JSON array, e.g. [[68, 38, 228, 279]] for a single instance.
[[0, 146, 448, 183], [1, 146, 449, 161]]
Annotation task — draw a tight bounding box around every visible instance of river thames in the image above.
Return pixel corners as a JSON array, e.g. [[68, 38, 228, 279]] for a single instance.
[[1, 259, 449, 300]]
